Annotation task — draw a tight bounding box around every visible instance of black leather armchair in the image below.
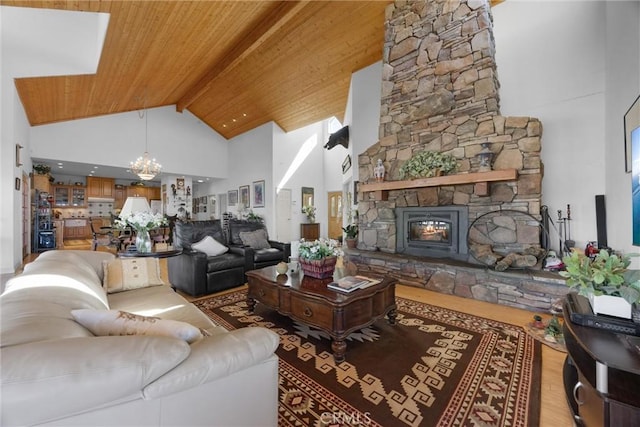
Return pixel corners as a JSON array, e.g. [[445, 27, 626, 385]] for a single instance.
[[168, 220, 248, 296], [227, 219, 291, 272]]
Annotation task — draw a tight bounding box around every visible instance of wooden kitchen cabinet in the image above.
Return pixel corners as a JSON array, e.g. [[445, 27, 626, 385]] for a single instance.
[[63, 219, 89, 239], [114, 185, 126, 209], [126, 185, 161, 202], [87, 177, 114, 198], [32, 174, 51, 193], [53, 185, 86, 207]]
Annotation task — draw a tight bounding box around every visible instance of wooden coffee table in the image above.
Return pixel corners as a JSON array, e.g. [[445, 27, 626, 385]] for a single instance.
[[246, 266, 396, 362]]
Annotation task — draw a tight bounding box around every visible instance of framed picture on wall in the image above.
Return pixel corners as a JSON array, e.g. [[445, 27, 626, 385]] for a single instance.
[[239, 185, 250, 208], [253, 180, 265, 208], [228, 190, 238, 207], [624, 94, 640, 173]]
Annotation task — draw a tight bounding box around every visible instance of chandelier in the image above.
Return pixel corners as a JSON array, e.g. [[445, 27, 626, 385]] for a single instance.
[[130, 107, 161, 181]]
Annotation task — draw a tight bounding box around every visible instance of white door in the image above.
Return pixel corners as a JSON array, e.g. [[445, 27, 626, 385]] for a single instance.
[[276, 189, 292, 243]]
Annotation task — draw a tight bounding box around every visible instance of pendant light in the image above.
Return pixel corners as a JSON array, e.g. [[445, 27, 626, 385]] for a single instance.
[[130, 105, 162, 181]]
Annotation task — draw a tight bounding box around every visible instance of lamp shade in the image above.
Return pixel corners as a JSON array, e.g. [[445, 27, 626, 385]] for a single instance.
[[120, 197, 151, 218]]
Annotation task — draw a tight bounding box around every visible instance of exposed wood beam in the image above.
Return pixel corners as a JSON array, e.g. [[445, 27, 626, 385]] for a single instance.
[[176, 1, 309, 113]]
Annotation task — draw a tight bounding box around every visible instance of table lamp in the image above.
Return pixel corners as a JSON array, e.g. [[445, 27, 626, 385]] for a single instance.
[[120, 196, 151, 217]]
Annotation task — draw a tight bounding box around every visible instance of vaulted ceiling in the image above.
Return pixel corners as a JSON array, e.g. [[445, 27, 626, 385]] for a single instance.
[[3, 0, 389, 139], [4, 0, 503, 141]]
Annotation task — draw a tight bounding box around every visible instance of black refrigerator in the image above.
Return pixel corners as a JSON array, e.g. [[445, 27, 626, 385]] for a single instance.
[[33, 190, 56, 252]]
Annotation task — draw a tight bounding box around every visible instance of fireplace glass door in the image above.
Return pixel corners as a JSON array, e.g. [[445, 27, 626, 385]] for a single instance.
[[409, 220, 451, 244]]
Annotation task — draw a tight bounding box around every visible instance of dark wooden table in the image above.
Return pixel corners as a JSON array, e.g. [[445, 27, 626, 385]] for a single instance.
[[117, 248, 182, 258], [246, 266, 396, 362], [562, 297, 640, 426]]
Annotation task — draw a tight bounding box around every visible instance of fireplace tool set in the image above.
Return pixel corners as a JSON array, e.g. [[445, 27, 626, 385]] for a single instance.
[[541, 205, 573, 271]]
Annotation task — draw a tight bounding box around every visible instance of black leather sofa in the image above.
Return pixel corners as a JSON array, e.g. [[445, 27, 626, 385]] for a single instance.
[[168, 220, 248, 296], [227, 219, 291, 272]]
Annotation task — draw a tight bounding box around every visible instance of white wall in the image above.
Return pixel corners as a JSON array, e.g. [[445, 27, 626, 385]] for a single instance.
[[347, 61, 383, 184], [1, 6, 107, 274], [492, 1, 639, 258], [201, 122, 274, 232], [273, 121, 326, 240], [30, 106, 229, 180], [342, 62, 383, 225]]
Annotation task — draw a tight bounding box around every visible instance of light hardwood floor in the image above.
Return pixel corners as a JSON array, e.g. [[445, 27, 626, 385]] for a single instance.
[[18, 254, 574, 426]]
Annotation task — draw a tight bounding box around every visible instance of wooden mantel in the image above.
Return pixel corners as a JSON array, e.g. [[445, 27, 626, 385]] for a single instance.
[[359, 169, 518, 201]]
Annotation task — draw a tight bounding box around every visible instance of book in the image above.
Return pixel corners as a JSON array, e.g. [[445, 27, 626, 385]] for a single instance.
[[328, 275, 381, 293]]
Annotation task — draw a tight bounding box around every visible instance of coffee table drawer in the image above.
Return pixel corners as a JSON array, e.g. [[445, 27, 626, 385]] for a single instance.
[[249, 282, 279, 307], [290, 295, 333, 330]]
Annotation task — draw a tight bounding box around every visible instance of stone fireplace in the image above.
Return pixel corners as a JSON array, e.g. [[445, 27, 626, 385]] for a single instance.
[[347, 0, 567, 312], [357, 0, 542, 259]]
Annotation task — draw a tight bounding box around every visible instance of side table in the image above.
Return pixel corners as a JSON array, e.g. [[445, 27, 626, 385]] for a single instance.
[[562, 297, 640, 426]]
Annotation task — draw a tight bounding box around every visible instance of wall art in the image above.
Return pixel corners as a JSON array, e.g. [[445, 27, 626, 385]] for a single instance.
[[228, 189, 238, 207], [253, 180, 265, 208], [239, 185, 250, 208], [624, 94, 640, 173]]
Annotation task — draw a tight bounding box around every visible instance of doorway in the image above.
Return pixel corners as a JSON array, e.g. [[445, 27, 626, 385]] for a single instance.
[[327, 191, 342, 240], [276, 188, 292, 243]]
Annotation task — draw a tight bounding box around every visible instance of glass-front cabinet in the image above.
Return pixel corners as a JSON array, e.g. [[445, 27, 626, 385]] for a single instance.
[[52, 185, 86, 207]]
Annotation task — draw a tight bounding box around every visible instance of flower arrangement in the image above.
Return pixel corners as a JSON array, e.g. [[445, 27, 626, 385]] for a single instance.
[[302, 205, 316, 222], [298, 238, 343, 260], [115, 211, 167, 232], [399, 150, 458, 179]]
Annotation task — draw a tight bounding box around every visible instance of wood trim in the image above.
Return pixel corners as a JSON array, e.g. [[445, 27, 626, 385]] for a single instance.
[[359, 169, 518, 201]]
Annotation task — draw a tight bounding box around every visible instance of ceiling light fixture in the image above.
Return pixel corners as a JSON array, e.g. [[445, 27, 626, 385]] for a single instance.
[[130, 103, 162, 181]]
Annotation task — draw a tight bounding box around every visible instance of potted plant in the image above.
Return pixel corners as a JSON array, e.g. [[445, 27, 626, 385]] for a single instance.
[[245, 211, 263, 222], [398, 150, 458, 179], [559, 250, 640, 318], [33, 164, 51, 175], [298, 238, 343, 278], [342, 224, 358, 249]]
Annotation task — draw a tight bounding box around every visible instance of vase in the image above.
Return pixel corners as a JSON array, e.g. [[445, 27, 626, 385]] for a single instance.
[[135, 230, 152, 253], [588, 294, 632, 319], [345, 238, 357, 249], [299, 256, 337, 279]]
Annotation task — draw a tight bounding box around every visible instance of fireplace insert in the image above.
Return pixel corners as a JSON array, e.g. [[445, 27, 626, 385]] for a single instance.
[[396, 206, 468, 260]]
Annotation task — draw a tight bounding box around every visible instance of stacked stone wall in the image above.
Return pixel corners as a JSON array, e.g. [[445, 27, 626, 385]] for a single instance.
[[347, 249, 568, 313], [356, 0, 543, 255]]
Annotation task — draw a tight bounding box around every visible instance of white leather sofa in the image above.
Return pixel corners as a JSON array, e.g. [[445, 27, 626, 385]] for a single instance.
[[0, 250, 279, 426]]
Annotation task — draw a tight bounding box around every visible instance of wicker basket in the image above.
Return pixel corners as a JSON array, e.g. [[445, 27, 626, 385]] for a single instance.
[[299, 256, 337, 279]]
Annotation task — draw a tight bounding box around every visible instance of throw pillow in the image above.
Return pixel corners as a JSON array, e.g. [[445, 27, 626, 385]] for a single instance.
[[103, 258, 165, 294], [239, 229, 271, 250], [191, 235, 228, 256], [71, 309, 203, 344]]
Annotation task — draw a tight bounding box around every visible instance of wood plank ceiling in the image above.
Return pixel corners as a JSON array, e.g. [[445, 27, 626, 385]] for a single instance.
[[3, 0, 389, 139], [3, 1, 503, 140]]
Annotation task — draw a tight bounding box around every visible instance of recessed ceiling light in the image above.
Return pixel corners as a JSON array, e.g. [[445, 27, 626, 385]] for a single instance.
[[57, 162, 63, 166], [93, 166, 99, 169], [232, 119, 237, 122], [197, 179, 204, 183], [243, 113, 247, 117], [58, 165, 63, 169], [222, 124, 227, 128]]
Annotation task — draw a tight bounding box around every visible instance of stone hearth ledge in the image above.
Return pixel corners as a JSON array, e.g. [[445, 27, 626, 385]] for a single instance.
[[345, 248, 568, 313]]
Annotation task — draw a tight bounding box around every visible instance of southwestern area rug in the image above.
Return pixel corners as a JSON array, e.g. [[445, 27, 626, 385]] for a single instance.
[[194, 290, 541, 427]]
